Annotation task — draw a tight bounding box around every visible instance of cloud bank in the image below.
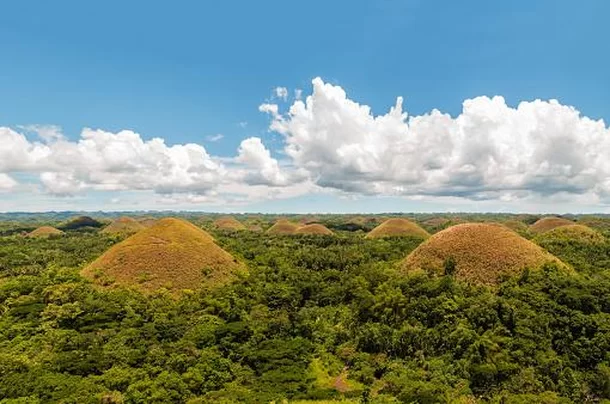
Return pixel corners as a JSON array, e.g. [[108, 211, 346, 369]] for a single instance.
[[2, 77, 610, 209]]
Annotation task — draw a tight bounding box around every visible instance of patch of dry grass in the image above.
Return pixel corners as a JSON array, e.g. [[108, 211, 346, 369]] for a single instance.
[[27, 226, 64, 238], [530, 216, 574, 233], [402, 223, 567, 286], [82, 218, 242, 293], [295, 223, 333, 235], [266, 219, 300, 235], [213, 216, 246, 231], [101, 217, 145, 235], [366, 218, 430, 239], [137, 217, 158, 228]]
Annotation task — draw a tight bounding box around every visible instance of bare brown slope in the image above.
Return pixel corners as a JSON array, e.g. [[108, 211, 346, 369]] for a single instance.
[[101, 217, 145, 235], [530, 216, 574, 234], [295, 223, 334, 235], [213, 216, 246, 231], [82, 218, 241, 293], [535, 224, 605, 245], [266, 219, 300, 235], [402, 223, 567, 286], [366, 218, 430, 239], [27, 226, 64, 238]]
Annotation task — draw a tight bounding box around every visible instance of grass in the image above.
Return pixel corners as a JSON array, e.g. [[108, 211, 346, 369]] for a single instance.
[[137, 217, 158, 228], [213, 216, 247, 231], [266, 219, 300, 235], [530, 216, 575, 233], [26, 226, 64, 238], [59, 215, 104, 230], [295, 224, 334, 235], [100, 217, 145, 235], [366, 218, 430, 239], [82, 217, 243, 293], [403, 223, 568, 286]]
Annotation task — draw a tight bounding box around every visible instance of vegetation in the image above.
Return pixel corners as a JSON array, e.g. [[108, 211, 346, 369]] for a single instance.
[[267, 220, 301, 235], [366, 218, 430, 239], [403, 223, 568, 286], [0, 214, 609, 403]]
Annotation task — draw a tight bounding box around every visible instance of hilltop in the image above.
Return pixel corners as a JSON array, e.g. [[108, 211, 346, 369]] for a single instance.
[[530, 216, 575, 234], [295, 223, 333, 235], [82, 218, 242, 293], [366, 218, 430, 239], [100, 217, 145, 235], [213, 216, 246, 231], [266, 219, 300, 235], [26, 226, 64, 238], [59, 215, 104, 231], [403, 223, 567, 286]]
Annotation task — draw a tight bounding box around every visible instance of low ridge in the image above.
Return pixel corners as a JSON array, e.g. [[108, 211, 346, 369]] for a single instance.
[[27, 226, 64, 238], [295, 223, 334, 235], [82, 218, 242, 293], [213, 216, 246, 231], [402, 223, 567, 286], [366, 218, 430, 239], [266, 219, 300, 235], [101, 217, 145, 235], [530, 216, 575, 233]]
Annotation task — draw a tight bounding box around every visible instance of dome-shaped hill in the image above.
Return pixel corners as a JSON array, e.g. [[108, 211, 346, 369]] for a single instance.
[[101, 217, 145, 235], [535, 224, 605, 245], [501, 219, 530, 234], [27, 226, 64, 238], [530, 216, 574, 234], [577, 216, 610, 233], [366, 218, 430, 239], [402, 223, 567, 286], [137, 217, 158, 228], [295, 223, 334, 235], [266, 219, 300, 235], [82, 218, 242, 293], [60, 215, 104, 231], [213, 216, 246, 231]]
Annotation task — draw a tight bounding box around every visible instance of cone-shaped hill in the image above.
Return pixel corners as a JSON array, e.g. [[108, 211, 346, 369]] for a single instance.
[[82, 218, 243, 293], [530, 216, 575, 234], [295, 223, 333, 235], [101, 217, 145, 235], [213, 216, 246, 231], [366, 218, 430, 239], [59, 215, 104, 231], [27, 226, 64, 238], [137, 217, 158, 228], [535, 224, 605, 245], [266, 219, 300, 235], [402, 223, 567, 286]]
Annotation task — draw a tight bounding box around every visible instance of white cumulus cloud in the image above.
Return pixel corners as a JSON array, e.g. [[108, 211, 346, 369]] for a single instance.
[[260, 77, 610, 203], [274, 86, 289, 101]]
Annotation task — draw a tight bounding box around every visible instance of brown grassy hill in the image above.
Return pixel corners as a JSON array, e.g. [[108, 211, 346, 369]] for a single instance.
[[530, 216, 575, 233], [82, 218, 242, 293], [535, 224, 605, 245], [577, 216, 610, 232], [366, 218, 430, 239], [101, 217, 145, 235], [59, 215, 104, 230], [295, 223, 334, 235], [266, 219, 300, 235], [213, 216, 246, 231], [402, 223, 567, 286], [137, 217, 158, 228], [27, 226, 64, 238], [502, 219, 529, 233]]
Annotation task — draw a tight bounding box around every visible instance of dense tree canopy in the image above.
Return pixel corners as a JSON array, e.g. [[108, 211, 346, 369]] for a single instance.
[[0, 215, 609, 403]]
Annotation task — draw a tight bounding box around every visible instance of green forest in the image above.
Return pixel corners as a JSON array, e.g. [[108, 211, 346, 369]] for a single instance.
[[1, 214, 610, 403]]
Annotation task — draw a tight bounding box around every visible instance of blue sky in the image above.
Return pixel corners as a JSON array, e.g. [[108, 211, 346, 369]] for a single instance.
[[1, 0, 610, 213]]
